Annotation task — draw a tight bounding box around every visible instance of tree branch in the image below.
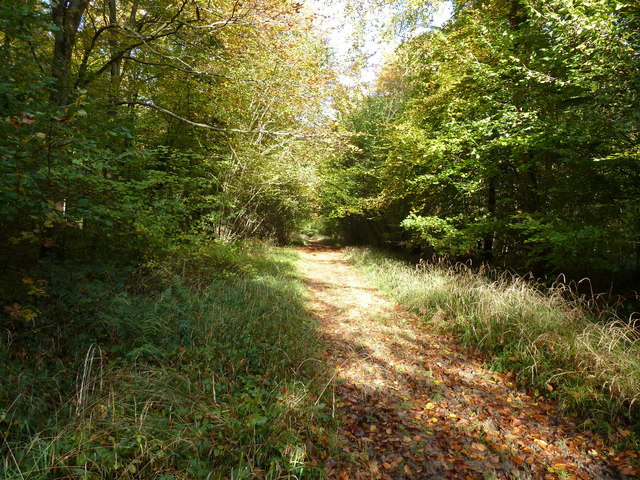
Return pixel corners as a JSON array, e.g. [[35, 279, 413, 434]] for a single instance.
[[119, 101, 326, 138], [76, 27, 182, 88], [120, 56, 248, 82]]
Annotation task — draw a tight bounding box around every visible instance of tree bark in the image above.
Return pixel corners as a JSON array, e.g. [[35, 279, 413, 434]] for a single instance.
[[1, 32, 10, 111], [50, 0, 88, 106], [107, 0, 121, 114], [482, 177, 496, 261]]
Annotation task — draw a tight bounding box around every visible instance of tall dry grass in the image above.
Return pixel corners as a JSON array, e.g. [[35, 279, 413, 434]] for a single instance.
[[346, 248, 640, 430]]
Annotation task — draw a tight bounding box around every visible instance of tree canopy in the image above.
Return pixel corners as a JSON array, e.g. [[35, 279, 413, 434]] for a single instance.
[[323, 0, 640, 281], [2, 0, 639, 297], [1, 0, 338, 270]]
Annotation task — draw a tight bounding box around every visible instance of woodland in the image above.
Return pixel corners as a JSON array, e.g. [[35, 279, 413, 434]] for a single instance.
[[1, 0, 639, 478]]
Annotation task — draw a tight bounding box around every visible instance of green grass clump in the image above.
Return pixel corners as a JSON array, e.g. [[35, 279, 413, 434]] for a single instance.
[[1, 242, 332, 479], [345, 248, 640, 433]]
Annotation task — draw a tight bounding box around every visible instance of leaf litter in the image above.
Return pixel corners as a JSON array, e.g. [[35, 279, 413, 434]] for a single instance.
[[298, 244, 638, 480]]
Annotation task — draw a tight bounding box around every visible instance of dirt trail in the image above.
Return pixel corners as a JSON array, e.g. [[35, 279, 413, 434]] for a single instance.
[[298, 243, 635, 480]]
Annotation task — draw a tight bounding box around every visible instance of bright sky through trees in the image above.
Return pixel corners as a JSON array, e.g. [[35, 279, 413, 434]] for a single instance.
[[307, 0, 453, 86]]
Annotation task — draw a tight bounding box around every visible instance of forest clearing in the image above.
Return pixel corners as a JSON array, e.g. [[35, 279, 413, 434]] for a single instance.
[[2, 0, 639, 478]]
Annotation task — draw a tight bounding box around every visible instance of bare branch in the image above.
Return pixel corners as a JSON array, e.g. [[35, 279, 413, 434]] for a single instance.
[[119, 101, 327, 138], [120, 56, 247, 82], [76, 26, 183, 88]]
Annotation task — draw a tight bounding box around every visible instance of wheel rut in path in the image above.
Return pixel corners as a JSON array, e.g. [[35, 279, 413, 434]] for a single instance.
[[298, 244, 633, 480]]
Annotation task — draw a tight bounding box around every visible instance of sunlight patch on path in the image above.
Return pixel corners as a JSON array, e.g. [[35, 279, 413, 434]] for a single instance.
[[298, 244, 628, 480]]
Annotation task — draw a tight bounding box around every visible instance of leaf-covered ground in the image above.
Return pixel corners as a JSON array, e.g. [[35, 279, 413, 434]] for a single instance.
[[298, 244, 638, 480]]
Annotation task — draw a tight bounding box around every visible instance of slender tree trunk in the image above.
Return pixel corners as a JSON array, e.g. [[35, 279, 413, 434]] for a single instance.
[[1, 33, 10, 111], [46, 0, 88, 259], [482, 177, 496, 261], [107, 0, 122, 114], [520, 167, 540, 213], [50, 0, 88, 106]]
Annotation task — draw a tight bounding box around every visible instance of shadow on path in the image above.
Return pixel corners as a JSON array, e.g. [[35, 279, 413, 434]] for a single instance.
[[298, 244, 630, 480]]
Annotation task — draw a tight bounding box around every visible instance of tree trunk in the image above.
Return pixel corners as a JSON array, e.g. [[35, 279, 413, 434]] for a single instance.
[[50, 0, 88, 106], [107, 0, 122, 113], [1, 33, 10, 111], [507, 0, 527, 30], [482, 177, 496, 261], [520, 167, 540, 214]]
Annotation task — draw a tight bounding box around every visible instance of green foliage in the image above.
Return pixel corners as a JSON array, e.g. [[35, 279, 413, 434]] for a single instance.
[[512, 214, 618, 273], [1, 2, 341, 475], [1, 0, 338, 276], [401, 214, 478, 254], [1, 243, 332, 479], [319, 94, 403, 244], [324, 0, 640, 279]]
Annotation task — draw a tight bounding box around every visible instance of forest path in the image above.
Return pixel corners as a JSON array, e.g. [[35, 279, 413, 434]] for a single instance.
[[297, 243, 631, 480]]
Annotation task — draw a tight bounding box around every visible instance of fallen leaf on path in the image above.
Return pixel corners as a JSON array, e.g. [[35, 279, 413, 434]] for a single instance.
[[471, 442, 487, 452]]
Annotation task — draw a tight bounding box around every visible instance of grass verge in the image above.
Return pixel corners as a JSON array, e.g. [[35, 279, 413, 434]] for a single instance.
[[1, 242, 334, 479], [345, 247, 640, 438]]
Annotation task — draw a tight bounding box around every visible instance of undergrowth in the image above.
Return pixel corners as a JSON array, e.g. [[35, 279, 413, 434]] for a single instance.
[[345, 248, 640, 439], [1, 242, 333, 479]]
